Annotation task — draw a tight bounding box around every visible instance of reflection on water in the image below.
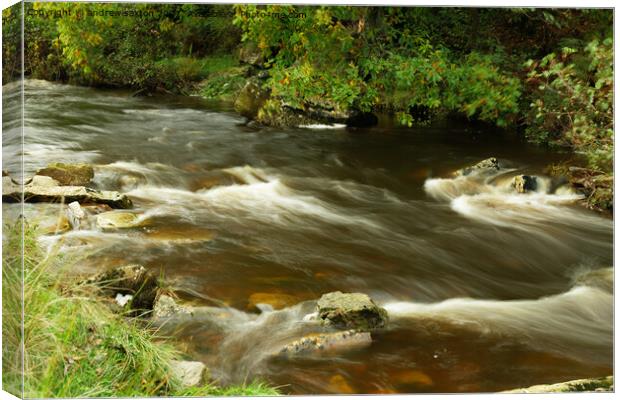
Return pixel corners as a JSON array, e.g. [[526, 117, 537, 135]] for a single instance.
[[3, 80, 613, 394]]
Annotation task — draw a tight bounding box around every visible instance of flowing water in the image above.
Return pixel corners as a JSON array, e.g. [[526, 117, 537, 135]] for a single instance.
[[3, 80, 614, 394]]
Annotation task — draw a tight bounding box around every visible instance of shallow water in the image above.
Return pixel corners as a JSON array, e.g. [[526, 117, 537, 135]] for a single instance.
[[3, 80, 613, 394]]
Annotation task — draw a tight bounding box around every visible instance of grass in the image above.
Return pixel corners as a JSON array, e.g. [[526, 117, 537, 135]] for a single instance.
[[2, 219, 280, 397], [155, 54, 242, 84]]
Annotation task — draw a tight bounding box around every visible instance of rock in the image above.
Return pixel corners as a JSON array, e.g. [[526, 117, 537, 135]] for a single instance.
[[503, 376, 613, 393], [574, 268, 613, 293], [170, 360, 208, 388], [153, 294, 193, 319], [84, 264, 159, 313], [3, 175, 132, 209], [66, 201, 85, 229], [327, 374, 356, 394], [96, 211, 141, 229], [238, 42, 265, 67], [28, 175, 60, 187], [316, 291, 388, 330], [234, 79, 270, 120], [277, 330, 372, 357], [36, 163, 94, 186], [118, 174, 145, 190], [248, 292, 299, 312], [144, 226, 215, 244], [82, 204, 114, 215], [38, 214, 71, 235], [454, 157, 500, 177], [392, 370, 434, 386], [512, 175, 537, 193]]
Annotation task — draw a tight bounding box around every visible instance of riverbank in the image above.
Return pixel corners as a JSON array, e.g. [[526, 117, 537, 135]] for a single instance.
[[1, 221, 280, 397], [3, 4, 613, 211]]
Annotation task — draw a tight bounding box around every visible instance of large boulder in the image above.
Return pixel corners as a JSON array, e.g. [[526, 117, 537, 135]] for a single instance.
[[317, 291, 388, 330], [234, 79, 270, 120], [512, 175, 538, 193], [454, 157, 500, 177], [36, 163, 94, 186], [170, 360, 208, 388], [84, 264, 159, 314], [277, 330, 372, 357], [3, 175, 132, 209], [503, 376, 613, 393]]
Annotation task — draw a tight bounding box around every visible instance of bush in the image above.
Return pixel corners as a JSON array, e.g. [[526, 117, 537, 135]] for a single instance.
[[525, 37, 613, 172]]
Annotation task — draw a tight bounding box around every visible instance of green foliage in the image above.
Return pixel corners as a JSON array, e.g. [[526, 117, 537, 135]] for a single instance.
[[525, 37, 613, 171], [17, 3, 241, 91], [361, 51, 521, 126], [196, 55, 247, 100], [2, 218, 279, 397], [233, 5, 522, 126]]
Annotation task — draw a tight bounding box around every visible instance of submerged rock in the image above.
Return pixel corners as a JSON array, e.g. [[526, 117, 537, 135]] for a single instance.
[[277, 330, 372, 357], [170, 360, 208, 388], [248, 292, 299, 312], [503, 376, 613, 393], [574, 268, 613, 293], [327, 374, 356, 394], [96, 211, 142, 229], [512, 175, 538, 193], [38, 214, 72, 235], [454, 157, 500, 177], [84, 264, 159, 313], [36, 162, 94, 186], [317, 291, 388, 330], [3, 175, 132, 209]]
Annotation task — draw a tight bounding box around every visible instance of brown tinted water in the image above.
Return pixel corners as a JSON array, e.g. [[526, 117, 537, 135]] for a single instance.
[[3, 80, 613, 394]]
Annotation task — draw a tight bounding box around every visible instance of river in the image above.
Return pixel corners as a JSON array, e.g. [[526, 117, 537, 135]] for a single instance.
[[2, 80, 613, 394]]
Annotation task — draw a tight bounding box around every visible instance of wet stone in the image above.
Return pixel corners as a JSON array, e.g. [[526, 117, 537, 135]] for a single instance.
[[317, 291, 388, 330], [454, 157, 500, 177], [170, 360, 208, 388], [513, 175, 538, 193]]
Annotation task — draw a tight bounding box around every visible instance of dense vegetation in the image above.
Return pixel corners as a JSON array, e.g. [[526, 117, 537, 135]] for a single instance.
[[2, 3, 613, 197], [2, 220, 279, 397]]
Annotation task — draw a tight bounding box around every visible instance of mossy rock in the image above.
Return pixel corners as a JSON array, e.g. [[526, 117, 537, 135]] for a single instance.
[[588, 187, 613, 211], [37, 163, 94, 186], [234, 79, 270, 119], [317, 291, 388, 330], [255, 99, 317, 127], [503, 376, 613, 393], [512, 175, 538, 193], [454, 157, 500, 177]]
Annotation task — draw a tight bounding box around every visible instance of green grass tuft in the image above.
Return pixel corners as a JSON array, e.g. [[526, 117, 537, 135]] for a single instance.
[[2, 219, 280, 397]]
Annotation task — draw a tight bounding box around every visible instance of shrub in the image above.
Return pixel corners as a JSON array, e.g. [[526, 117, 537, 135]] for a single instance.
[[525, 37, 613, 172]]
